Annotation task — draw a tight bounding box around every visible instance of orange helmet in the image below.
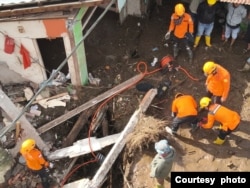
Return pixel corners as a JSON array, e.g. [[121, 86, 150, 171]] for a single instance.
[[20, 139, 35, 154], [175, 3, 185, 16]]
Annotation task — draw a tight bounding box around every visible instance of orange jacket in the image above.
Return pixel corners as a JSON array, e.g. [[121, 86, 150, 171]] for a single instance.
[[202, 104, 240, 131], [21, 148, 49, 171], [171, 95, 198, 118], [168, 13, 194, 39], [206, 64, 230, 100]]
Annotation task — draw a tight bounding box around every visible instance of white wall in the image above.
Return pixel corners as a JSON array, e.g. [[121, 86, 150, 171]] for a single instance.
[[0, 18, 73, 85], [0, 20, 49, 84]]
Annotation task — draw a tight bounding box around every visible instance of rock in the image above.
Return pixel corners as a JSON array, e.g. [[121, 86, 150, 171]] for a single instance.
[[0, 147, 14, 184]]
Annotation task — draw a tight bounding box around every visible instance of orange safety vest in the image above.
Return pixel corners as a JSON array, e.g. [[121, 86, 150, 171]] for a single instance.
[[206, 64, 230, 100], [202, 104, 240, 131], [169, 13, 194, 39], [171, 95, 198, 118], [21, 148, 49, 171]]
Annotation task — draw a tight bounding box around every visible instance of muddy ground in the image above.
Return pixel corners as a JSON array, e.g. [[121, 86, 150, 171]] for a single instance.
[[3, 1, 250, 188], [83, 1, 250, 188]]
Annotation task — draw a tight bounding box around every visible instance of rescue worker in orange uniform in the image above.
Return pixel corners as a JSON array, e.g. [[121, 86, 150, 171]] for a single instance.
[[203, 61, 230, 104], [20, 139, 52, 188], [199, 97, 240, 145], [165, 3, 194, 63], [169, 93, 198, 135]]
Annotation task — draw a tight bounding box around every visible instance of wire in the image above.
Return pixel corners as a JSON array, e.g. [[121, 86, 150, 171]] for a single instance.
[[178, 66, 199, 81], [60, 159, 97, 187], [59, 60, 200, 185]]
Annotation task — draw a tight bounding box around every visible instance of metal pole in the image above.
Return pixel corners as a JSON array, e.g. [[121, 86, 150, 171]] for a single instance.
[[0, 0, 116, 138]]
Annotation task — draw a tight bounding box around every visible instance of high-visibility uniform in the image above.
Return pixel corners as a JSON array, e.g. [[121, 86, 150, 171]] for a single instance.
[[169, 13, 194, 39], [202, 104, 240, 131], [21, 148, 49, 171], [172, 95, 198, 117], [206, 64, 230, 100]]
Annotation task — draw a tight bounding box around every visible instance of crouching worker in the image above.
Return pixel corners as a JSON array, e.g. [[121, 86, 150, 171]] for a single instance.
[[169, 93, 199, 135], [199, 97, 241, 145], [20, 139, 52, 188], [150, 139, 176, 188]]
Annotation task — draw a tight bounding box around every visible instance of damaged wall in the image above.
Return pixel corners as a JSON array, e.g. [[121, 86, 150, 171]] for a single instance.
[[0, 18, 76, 85]]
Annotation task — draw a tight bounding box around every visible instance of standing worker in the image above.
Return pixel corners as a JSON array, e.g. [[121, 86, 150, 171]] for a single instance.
[[223, 3, 247, 49], [189, 0, 204, 34], [199, 97, 240, 145], [193, 0, 219, 48], [165, 3, 194, 63], [203, 61, 230, 104], [20, 139, 53, 188], [150, 139, 176, 188], [168, 93, 198, 135]]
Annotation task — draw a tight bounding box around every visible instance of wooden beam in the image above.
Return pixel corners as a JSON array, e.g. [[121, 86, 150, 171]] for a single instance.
[[62, 109, 93, 148], [63, 88, 158, 188], [37, 74, 144, 134], [32, 92, 68, 104], [0, 0, 107, 18], [0, 89, 49, 156], [47, 133, 121, 161]]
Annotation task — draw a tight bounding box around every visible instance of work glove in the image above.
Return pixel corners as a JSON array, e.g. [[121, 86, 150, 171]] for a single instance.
[[185, 32, 194, 43], [45, 167, 50, 173], [165, 31, 171, 40], [171, 112, 176, 117], [49, 162, 54, 169]]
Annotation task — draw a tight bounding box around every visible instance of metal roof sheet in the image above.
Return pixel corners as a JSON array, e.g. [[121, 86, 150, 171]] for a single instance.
[[0, 0, 40, 6]]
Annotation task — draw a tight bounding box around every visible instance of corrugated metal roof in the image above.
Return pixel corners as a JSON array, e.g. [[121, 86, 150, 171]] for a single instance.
[[0, 0, 41, 6], [0, 0, 83, 7], [219, 0, 250, 5], [0, 0, 104, 19]]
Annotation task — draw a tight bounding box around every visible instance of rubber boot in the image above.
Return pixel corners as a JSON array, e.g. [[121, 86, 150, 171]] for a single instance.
[[173, 44, 179, 59], [237, 63, 250, 72], [213, 137, 225, 145], [186, 46, 193, 63], [205, 36, 212, 47], [193, 36, 201, 48]]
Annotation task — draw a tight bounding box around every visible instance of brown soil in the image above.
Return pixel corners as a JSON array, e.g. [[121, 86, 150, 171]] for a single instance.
[[83, 1, 250, 188], [5, 1, 250, 188]]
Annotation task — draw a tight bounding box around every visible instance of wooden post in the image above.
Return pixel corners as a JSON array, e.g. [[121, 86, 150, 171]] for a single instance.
[[62, 109, 93, 148], [63, 88, 158, 188], [37, 74, 144, 134], [0, 89, 49, 156]]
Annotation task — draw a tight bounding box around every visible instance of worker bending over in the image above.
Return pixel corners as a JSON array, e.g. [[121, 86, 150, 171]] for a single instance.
[[199, 97, 240, 145]]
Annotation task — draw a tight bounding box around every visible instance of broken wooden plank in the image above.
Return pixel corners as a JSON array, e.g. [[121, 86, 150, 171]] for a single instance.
[[37, 74, 144, 134], [63, 88, 158, 188], [47, 133, 121, 161], [91, 105, 108, 133], [32, 92, 68, 104], [15, 121, 21, 142], [0, 89, 49, 156], [62, 109, 93, 148]]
